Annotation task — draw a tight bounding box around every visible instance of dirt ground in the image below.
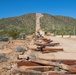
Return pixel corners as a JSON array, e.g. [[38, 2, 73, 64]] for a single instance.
[[37, 36, 76, 60], [0, 35, 76, 75]]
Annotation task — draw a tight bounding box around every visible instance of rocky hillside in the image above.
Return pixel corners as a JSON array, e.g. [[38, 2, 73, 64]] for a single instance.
[[0, 13, 76, 38]]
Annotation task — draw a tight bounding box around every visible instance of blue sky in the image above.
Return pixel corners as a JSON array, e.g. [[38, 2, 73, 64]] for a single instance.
[[0, 0, 76, 19]]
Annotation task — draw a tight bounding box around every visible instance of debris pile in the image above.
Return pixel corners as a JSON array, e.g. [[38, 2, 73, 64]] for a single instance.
[[11, 36, 76, 75]]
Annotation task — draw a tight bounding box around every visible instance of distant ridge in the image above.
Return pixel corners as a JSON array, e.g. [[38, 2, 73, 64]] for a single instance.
[[0, 13, 76, 37]]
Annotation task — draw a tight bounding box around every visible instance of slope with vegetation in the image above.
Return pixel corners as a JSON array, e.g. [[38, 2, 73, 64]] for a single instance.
[[0, 13, 76, 39]]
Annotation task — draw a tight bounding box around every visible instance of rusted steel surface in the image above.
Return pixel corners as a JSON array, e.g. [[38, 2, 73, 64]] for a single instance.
[[17, 61, 42, 67], [27, 67, 54, 72], [44, 40, 53, 43], [48, 73, 76, 75], [35, 43, 60, 46], [12, 69, 42, 75], [21, 71, 42, 75], [32, 46, 63, 52], [16, 60, 76, 75], [52, 60, 76, 65], [31, 59, 76, 73], [41, 38, 53, 43], [14, 71, 76, 75], [43, 47, 63, 51], [41, 38, 52, 41], [67, 66, 76, 73], [21, 73, 76, 75]]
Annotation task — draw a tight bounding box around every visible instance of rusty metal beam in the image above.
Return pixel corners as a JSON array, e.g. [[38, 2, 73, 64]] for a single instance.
[[31, 59, 76, 73], [17, 61, 41, 67], [43, 47, 63, 51], [48, 73, 76, 75], [52, 60, 76, 65], [35, 43, 60, 46], [32, 47, 63, 52], [41, 38, 53, 43]]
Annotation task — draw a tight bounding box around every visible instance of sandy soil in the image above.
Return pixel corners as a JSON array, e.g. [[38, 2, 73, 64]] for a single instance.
[[35, 36, 76, 60], [0, 35, 76, 75]]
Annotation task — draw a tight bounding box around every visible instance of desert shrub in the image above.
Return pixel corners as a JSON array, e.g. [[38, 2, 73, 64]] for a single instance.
[[16, 46, 26, 52], [0, 34, 9, 41], [8, 30, 20, 39], [18, 33, 26, 40], [0, 54, 7, 62]]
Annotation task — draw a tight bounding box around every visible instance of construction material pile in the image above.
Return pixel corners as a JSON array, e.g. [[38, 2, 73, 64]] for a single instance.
[[11, 36, 76, 75]]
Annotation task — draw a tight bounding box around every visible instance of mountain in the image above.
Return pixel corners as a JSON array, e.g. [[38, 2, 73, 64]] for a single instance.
[[0, 13, 76, 38]]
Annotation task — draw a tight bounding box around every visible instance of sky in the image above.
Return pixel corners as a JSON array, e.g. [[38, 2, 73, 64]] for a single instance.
[[0, 0, 76, 19]]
